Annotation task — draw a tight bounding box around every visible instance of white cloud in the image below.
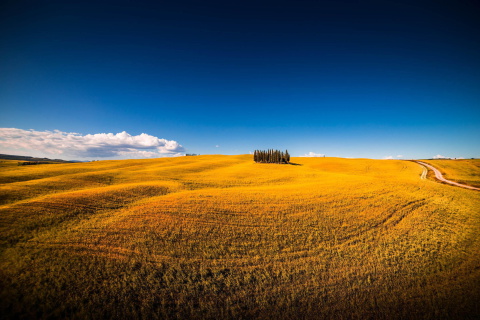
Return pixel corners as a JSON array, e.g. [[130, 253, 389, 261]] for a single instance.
[[396, 155, 403, 158], [303, 152, 325, 157], [0, 128, 185, 160], [433, 154, 447, 159], [383, 155, 394, 160], [215, 145, 220, 148]]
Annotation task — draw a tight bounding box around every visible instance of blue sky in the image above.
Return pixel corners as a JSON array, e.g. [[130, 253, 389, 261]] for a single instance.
[[1, 0, 479, 160]]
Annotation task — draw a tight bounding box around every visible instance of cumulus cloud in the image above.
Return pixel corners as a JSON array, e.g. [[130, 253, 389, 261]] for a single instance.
[[304, 152, 325, 157], [396, 155, 404, 158], [433, 154, 447, 159], [0, 128, 185, 159], [383, 155, 394, 160]]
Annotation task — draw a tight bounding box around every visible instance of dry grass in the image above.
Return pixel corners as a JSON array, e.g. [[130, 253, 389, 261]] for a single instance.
[[423, 159, 480, 188], [1, 155, 479, 319]]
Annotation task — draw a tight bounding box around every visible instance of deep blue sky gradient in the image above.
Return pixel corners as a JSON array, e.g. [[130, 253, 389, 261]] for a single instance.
[[1, 0, 479, 158]]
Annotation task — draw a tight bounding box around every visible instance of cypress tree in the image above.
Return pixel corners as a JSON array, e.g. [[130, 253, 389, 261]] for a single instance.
[[253, 149, 290, 164]]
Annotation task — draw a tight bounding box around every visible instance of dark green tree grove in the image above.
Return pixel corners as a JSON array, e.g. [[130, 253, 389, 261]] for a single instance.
[[253, 149, 290, 164]]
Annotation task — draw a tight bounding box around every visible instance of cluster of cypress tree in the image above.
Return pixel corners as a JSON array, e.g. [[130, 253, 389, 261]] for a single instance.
[[253, 149, 290, 164]]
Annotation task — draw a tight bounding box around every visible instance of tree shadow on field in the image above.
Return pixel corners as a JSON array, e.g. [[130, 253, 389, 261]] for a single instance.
[[288, 162, 302, 166]]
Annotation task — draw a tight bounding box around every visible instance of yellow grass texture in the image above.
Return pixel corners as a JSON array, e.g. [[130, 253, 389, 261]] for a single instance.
[[423, 159, 480, 188], [1, 155, 479, 319]]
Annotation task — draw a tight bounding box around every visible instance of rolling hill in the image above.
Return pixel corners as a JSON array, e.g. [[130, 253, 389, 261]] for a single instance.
[[1, 155, 479, 319]]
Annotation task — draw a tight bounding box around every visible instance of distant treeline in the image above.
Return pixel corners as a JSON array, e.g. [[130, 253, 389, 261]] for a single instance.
[[254, 149, 290, 164], [18, 161, 53, 166]]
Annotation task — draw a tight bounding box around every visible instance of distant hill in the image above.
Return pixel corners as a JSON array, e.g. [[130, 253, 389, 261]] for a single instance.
[[0, 153, 78, 163]]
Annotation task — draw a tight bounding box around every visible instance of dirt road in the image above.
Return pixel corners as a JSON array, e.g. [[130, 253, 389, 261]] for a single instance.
[[414, 161, 480, 191]]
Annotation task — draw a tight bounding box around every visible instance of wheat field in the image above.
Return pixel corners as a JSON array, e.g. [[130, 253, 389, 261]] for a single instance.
[[0, 155, 479, 319], [423, 159, 480, 188]]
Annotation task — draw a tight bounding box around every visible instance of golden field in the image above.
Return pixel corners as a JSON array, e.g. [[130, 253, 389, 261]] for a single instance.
[[0, 155, 479, 319], [423, 159, 480, 188]]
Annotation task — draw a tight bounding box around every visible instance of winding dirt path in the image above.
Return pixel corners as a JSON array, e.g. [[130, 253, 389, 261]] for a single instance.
[[413, 161, 480, 191]]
